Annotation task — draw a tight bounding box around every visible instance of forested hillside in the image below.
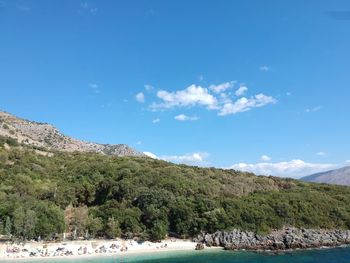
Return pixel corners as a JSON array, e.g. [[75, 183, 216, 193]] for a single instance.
[[1, 135, 350, 241]]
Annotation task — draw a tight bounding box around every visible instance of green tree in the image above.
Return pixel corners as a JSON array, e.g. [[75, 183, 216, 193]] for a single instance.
[[35, 202, 65, 239], [106, 217, 121, 239], [169, 200, 195, 237], [5, 216, 12, 237], [149, 221, 168, 241], [87, 215, 103, 238], [13, 207, 37, 240]]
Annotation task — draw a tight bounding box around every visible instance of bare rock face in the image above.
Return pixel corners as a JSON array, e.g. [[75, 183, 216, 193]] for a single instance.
[[0, 111, 144, 157], [195, 228, 350, 251]]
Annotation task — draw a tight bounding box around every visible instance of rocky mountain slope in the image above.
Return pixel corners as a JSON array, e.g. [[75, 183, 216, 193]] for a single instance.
[[301, 166, 350, 186], [0, 111, 143, 157]]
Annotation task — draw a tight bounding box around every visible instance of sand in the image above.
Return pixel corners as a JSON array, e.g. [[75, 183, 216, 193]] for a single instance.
[[0, 238, 211, 261]]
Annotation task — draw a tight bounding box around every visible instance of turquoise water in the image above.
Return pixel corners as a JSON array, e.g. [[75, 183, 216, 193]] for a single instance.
[[4, 247, 350, 263]]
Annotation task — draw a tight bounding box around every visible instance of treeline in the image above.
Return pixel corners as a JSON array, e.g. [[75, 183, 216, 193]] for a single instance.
[[1, 136, 350, 241]]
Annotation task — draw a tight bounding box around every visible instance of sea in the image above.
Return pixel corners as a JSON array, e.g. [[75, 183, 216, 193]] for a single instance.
[[3, 247, 350, 263]]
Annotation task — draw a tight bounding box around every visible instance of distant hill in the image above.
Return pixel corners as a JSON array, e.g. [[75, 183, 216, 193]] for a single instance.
[[301, 166, 350, 186], [0, 111, 143, 157]]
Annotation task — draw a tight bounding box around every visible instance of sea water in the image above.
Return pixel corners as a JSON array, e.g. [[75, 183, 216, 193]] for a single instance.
[[4, 247, 350, 263]]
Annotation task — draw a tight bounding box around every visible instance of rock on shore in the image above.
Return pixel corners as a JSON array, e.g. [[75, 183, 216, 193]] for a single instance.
[[195, 228, 350, 251]]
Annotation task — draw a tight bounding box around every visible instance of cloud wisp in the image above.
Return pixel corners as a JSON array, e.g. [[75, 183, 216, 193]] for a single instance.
[[89, 83, 100, 94], [306, 106, 321, 113], [80, 2, 97, 14], [235, 86, 248, 96], [209, 81, 236, 94], [219, 94, 276, 116], [261, 155, 271, 161], [174, 114, 199, 121], [136, 92, 145, 103], [259, 65, 270, 71], [144, 84, 154, 92]]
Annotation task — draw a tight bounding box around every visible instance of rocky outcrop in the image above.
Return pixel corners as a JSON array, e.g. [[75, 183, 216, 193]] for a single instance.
[[195, 228, 350, 251], [0, 111, 144, 157], [195, 243, 205, 250]]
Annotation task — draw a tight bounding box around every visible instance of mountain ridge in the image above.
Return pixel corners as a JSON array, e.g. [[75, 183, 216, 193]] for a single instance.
[[301, 166, 350, 186], [0, 110, 143, 157]]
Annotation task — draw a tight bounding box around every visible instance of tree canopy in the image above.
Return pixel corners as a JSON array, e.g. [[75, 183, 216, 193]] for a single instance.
[[1, 135, 350, 241]]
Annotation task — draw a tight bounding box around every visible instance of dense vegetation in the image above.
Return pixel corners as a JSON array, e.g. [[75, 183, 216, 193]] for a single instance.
[[1, 135, 350, 241]]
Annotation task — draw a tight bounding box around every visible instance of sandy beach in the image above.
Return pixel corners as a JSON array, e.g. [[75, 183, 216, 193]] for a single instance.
[[0, 238, 210, 261]]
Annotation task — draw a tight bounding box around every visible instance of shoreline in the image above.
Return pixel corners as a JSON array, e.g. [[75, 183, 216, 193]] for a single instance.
[[1, 238, 349, 262], [2, 227, 350, 261], [0, 239, 219, 261]]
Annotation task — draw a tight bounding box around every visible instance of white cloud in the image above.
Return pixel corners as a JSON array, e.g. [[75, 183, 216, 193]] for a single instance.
[[346, 160, 350, 163], [161, 152, 209, 165], [198, 75, 204, 82], [219, 94, 277, 116], [152, 118, 160, 124], [174, 114, 199, 121], [235, 86, 248, 96], [259, 65, 270, 71], [152, 85, 218, 110], [209, 81, 235, 94], [146, 81, 276, 117], [316, 151, 327, 156], [261, 155, 271, 161], [136, 141, 142, 145], [229, 159, 335, 178], [306, 106, 321, 113], [136, 92, 145, 103], [143, 152, 158, 159], [143, 151, 209, 165]]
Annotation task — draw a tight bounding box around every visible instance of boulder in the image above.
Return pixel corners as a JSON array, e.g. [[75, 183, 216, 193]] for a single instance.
[[195, 243, 205, 250]]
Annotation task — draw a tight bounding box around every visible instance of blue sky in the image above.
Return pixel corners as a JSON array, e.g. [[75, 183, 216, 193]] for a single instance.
[[1, 0, 350, 177]]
